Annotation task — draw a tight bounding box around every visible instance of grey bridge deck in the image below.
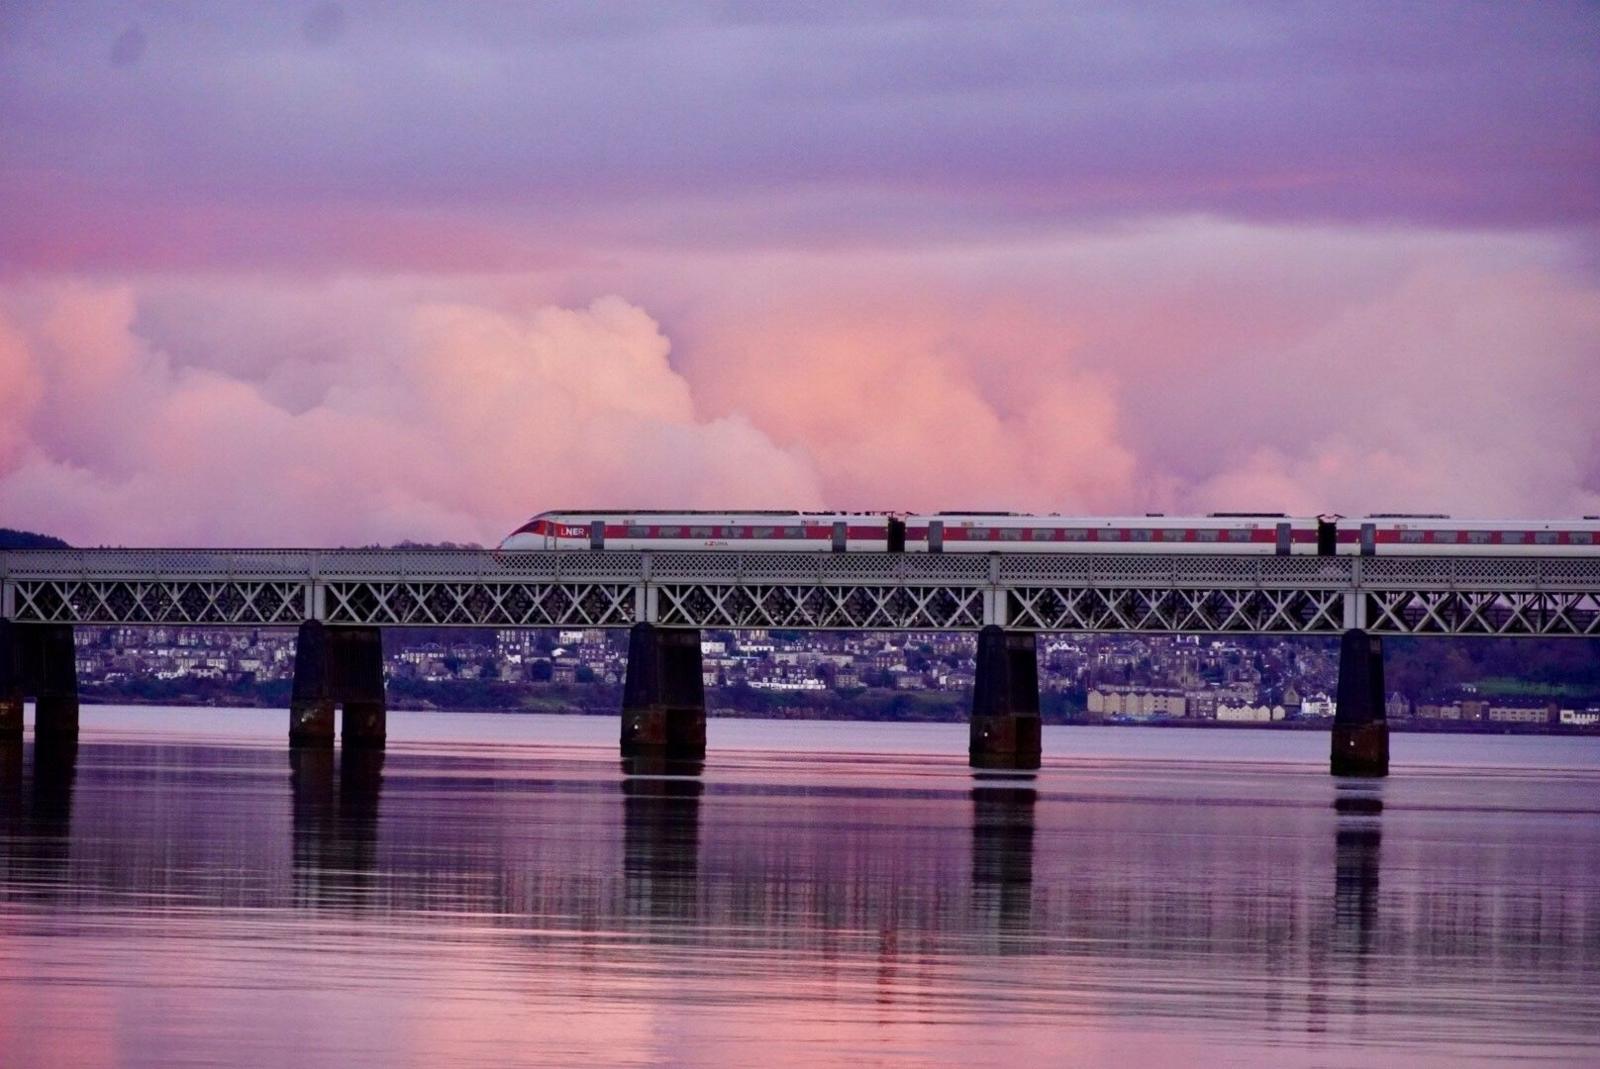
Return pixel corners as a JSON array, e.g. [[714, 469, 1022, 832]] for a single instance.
[[5, 549, 1600, 637]]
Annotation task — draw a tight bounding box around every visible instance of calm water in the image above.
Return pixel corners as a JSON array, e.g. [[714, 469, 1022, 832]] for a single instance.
[[2, 708, 1599, 1068]]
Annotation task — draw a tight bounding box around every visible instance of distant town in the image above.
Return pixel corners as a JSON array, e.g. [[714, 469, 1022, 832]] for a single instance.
[[65, 624, 1600, 733]]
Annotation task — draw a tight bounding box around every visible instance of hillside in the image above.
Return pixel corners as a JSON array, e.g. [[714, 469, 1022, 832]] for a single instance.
[[0, 528, 70, 549]]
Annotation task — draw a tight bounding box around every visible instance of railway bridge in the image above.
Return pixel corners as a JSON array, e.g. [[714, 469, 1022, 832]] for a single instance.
[[4, 547, 1598, 775]]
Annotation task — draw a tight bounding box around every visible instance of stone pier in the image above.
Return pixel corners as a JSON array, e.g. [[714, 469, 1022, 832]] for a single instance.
[[1331, 628, 1389, 777], [289, 621, 387, 748], [0, 621, 21, 740], [0, 621, 79, 739], [620, 623, 706, 764], [970, 626, 1042, 771]]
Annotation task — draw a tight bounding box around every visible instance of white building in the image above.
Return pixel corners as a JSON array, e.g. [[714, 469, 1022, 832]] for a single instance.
[[1299, 696, 1336, 719]]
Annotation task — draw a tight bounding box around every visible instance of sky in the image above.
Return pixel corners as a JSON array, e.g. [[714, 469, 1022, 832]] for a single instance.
[[1, 2, 1598, 546]]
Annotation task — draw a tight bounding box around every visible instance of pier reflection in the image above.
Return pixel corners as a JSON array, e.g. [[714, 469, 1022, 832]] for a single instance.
[[1333, 783, 1383, 954], [289, 746, 385, 908], [971, 777, 1035, 936], [622, 773, 703, 920], [0, 737, 78, 899]]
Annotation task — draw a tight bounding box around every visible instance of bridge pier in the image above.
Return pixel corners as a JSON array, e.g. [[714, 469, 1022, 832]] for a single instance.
[[0, 621, 21, 740], [620, 623, 706, 763], [970, 626, 1041, 771], [338, 628, 387, 749], [289, 622, 387, 748], [1331, 628, 1388, 777], [0, 621, 79, 739]]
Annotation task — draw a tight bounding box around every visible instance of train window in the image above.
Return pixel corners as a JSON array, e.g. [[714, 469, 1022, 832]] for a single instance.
[[1400, 530, 1424, 543], [753, 527, 775, 539], [1572, 532, 1594, 545], [627, 526, 649, 539], [1094, 529, 1120, 540], [691, 526, 713, 538], [1430, 530, 1459, 543], [1161, 529, 1186, 541], [1226, 529, 1251, 542], [1467, 530, 1491, 544], [969, 528, 991, 540], [1534, 531, 1558, 545], [1198, 530, 1220, 542], [784, 526, 806, 538], [1501, 532, 1525, 545], [1031, 528, 1055, 541], [1131, 529, 1153, 542], [1000, 529, 1023, 541], [720, 526, 743, 538], [658, 526, 682, 538], [1064, 529, 1088, 540]]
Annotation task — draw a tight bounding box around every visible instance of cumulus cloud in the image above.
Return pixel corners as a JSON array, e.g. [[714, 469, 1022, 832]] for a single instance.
[[681, 297, 1136, 512], [659, 221, 1600, 519], [0, 285, 822, 545], [0, 218, 1596, 546]]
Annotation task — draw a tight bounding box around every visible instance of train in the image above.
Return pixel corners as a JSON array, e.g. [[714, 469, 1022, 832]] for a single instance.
[[499, 511, 1600, 556]]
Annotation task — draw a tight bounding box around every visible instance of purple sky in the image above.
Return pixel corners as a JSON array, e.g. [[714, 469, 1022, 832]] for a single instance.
[[1, 3, 1597, 545]]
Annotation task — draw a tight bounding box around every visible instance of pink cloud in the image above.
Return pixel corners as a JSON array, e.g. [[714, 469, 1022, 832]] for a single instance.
[[0, 219, 1595, 547], [0, 286, 821, 546]]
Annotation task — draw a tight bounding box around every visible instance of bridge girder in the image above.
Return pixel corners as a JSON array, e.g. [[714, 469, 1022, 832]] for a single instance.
[[2, 550, 1598, 637]]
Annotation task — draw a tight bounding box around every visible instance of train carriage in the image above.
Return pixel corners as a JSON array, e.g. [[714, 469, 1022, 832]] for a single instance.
[[1339, 516, 1600, 556], [904, 513, 1323, 554], [499, 511, 893, 552], [501, 511, 1600, 556]]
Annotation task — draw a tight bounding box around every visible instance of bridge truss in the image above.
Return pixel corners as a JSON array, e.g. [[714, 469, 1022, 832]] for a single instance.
[[3, 549, 1599, 637]]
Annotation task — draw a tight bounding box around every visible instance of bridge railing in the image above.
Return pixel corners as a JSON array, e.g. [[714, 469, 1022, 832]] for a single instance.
[[4, 548, 1599, 634]]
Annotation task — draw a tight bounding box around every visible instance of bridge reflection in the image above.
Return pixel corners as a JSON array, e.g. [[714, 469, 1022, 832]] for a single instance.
[[4, 739, 1597, 1040]]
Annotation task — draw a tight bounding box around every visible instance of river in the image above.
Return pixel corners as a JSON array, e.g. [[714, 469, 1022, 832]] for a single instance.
[[2, 707, 1598, 1067]]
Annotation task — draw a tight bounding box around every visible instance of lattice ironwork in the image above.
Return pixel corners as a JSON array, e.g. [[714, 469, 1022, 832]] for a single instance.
[[1005, 586, 1346, 634], [323, 581, 637, 627], [654, 583, 986, 630], [4, 548, 1598, 635], [1365, 590, 1600, 636], [1358, 555, 1600, 590], [10, 578, 304, 625]]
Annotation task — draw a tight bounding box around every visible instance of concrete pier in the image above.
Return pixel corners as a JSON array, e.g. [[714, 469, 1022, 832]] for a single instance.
[[1331, 628, 1389, 777], [33, 625, 80, 739], [0, 621, 22, 740], [289, 622, 387, 748], [0, 622, 79, 739], [337, 628, 387, 749], [970, 626, 1042, 770], [290, 621, 337, 746], [620, 623, 706, 762]]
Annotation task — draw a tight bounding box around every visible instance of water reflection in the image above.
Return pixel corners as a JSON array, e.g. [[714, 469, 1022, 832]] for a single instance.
[[0, 738, 78, 899], [1333, 783, 1383, 954], [289, 746, 384, 908], [622, 773, 703, 924], [0, 740, 18, 826], [971, 778, 1035, 936], [3, 729, 1600, 1068]]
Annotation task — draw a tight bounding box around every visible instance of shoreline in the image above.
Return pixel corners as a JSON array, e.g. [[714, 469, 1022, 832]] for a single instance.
[[58, 694, 1600, 737]]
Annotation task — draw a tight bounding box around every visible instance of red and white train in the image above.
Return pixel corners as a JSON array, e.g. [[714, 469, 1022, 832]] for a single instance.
[[501, 511, 1600, 556]]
